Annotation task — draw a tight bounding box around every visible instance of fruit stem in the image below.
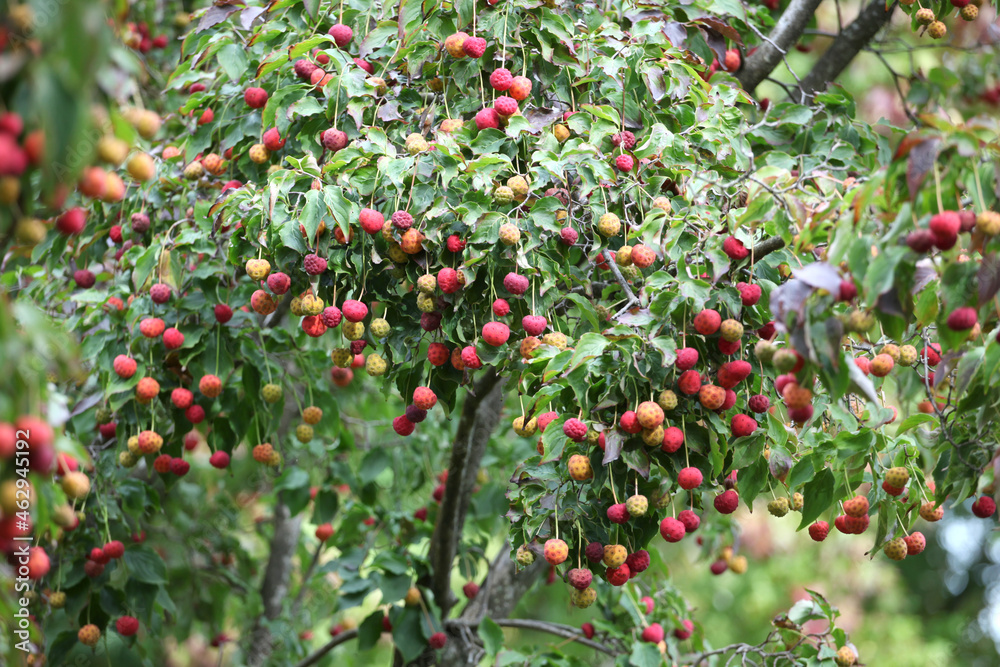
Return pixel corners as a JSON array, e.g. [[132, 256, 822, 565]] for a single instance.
[[971, 160, 987, 213], [577, 523, 583, 569], [215, 324, 222, 377], [609, 465, 619, 504], [932, 161, 944, 214], [554, 488, 559, 540]]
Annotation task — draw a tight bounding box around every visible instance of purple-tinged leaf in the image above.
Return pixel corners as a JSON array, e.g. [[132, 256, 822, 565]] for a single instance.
[[906, 138, 939, 201]]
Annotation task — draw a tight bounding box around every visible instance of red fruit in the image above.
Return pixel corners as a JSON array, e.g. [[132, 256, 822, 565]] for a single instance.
[[946, 307, 977, 331], [718, 360, 752, 388], [139, 317, 165, 338], [676, 347, 699, 370], [678, 370, 701, 395], [611, 131, 636, 150], [905, 531, 926, 555], [563, 418, 587, 442], [522, 315, 547, 336], [508, 76, 532, 100], [393, 415, 415, 436], [714, 489, 739, 514], [626, 549, 650, 573], [438, 267, 459, 294], [710, 559, 728, 575], [483, 321, 510, 346], [929, 211, 960, 249], [757, 321, 776, 340], [463, 36, 486, 58], [429, 632, 447, 649], [907, 229, 935, 253], [328, 23, 353, 47], [567, 568, 592, 590], [492, 299, 510, 317], [183, 431, 199, 450], [490, 68, 513, 91], [342, 300, 368, 322], [461, 346, 482, 369], [199, 375, 222, 398], [538, 412, 559, 432], [581, 623, 595, 639], [405, 405, 427, 423], [413, 386, 437, 411], [678, 510, 700, 533], [748, 394, 770, 413], [262, 127, 285, 151], [494, 96, 518, 117], [674, 620, 694, 640], [661, 426, 684, 453], [693, 309, 721, 335], [210, 451, 230, 469], [462, 581, 480, 599], [90, 547, 110, 564], [606, 563, 630, 586], [214, 304, 233, 323], [843, 495, 869, 517], [113, 355, 137, 379], [788, 405, 813, 424], [56, 207, 87, 235], [882, 481, 905, 496], [354, 58, 374, 74], [660, 517, 686, 542], [116, 616, 139, 637], [150, 283, 171, 304], [197, 108, 214, 125], [109, 225, 123, 243], [84, 560, 104, 578], [163, 328, 184, 350], [185, 405, 206, 424], [321, 306, 342, 328], [560, 227, 578, 246], [244, 87, 269, 109], [641, 623, 664, 644], [723, 48, 741, 72], [266, 272, 290, 295], [316, 523, 334, 541], [731, 413, 757, 437], [170, 458, 190, 476], [503, 272, 529, 295], [294, 59, 318, 80], [359, 208, 384, 234], [737, 282, 762, 306], [844, 514, 869, 534], [809, 521, 829, 541], [722, 236, 749, 260], [585, 542, 604, 563], [447, 234, 466, 252], [304, 254, 328, 275], [614, 154, 634, 172], [153, 454, 172, 473], [321, 128, 348, 152], [98, 422, 117, 439], [103, 541, 125, 559], [607, 503, 631, 524], [171, 388, 194, 410], [427, 342, 449, 366], [922, 344, 941, 366], [414, 507, 427, 521], [838, 279, 858, 302], [475, 107, 500, 131], [619, 411, 642, 434], [972, 496, 996, 518], [678, 467, 703, 489]]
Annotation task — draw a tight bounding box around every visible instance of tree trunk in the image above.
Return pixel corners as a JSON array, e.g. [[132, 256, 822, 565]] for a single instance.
[[247, 499, 302, 666]]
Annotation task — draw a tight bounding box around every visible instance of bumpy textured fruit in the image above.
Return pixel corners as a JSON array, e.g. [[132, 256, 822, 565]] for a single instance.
[[809, 521, 829, 541], [570, 587, 596, 608], [927, 21, 946, 39], [657, 389, 678, 411], [677, 467, 703, 490], [625, 494, 648, 517], [719, 318, 743, 342], [544, 538, 568, 565], [699, 385, 726, 410], [603, 544, 627, 567], [296, 424, 314, 443], [596, 212, 620, 237], [884, 466, 909, 488], [884, 537, 907, 561], [515, 544, 535, 565], [365, 354, 387, 376], [843, 495, 869, 517], [905, 531, 926, 555], [489, 68, 513, 91], [835, 646, 857, 666], [567, 567, 592, 590], [513, 416, 538, 437], [567, 454, 593, 481], [767, 497, 790, 517], [78, 624, 101, 647], [693, 309, 721, 335], [261, 383, 283, 404], [660, 517, 685, 542], [253, 443, 274, 463]]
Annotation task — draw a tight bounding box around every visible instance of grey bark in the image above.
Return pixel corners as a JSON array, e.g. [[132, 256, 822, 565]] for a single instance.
[[737, 0, 825, 91], [794, 0, 898, 101]]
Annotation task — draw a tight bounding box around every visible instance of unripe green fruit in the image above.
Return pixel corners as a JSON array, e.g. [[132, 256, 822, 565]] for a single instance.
[[657, 389, 678, 411], [494, 186, 515, 204], [767, 497, 790, 517], [772, 348, 797, 372], [516, 544, 535, 565], [343, 322, 364, 341], [626, 494, 648, 517], [295, 424, 314, 443], [262, 383, 283, 404], [371, 317, 390, 338], [416, 275, 436, 293], [366, 353, 387, 376], [95, 408, 113, 424]]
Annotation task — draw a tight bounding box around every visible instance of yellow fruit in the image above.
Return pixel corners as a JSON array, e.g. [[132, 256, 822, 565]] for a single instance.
[[553, 124, 570, 142], [597, 213, 620, 237]]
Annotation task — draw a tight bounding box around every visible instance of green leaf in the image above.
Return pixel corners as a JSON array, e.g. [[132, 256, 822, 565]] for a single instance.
[[737, 456, 769, 509], [358, 610, 386, 651], [629, 643, 662, 667], [123, 546, 167, 584], [217, 42, 248, 83], [392, 607, 428, 662], [479, 617, 505, 655], [568, 332, 610, 371], [895, 413, 935, 435], [798, 467, 835, 530]]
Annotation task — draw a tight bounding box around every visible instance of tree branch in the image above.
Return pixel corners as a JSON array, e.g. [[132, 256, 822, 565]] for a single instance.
[[247, 499, 303, 667], [293, 629, 359, 667], [751, 236, 786, 261], [427, 368, 506, 617], [602, 249, 639, 318], [447, 618, 616, 656], [794, 0, 898, 101], [737, 0, 824, 91]]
